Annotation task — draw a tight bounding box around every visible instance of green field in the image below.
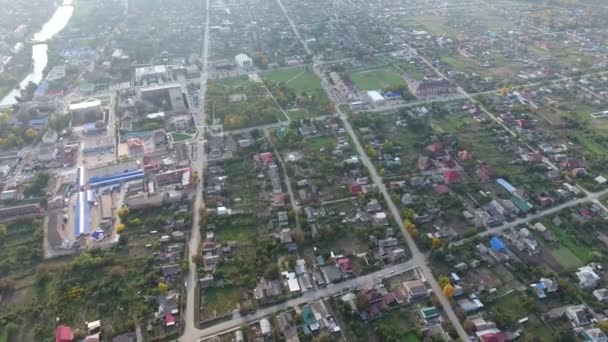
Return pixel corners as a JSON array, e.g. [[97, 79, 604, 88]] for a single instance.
[[549, 246, 584, 270], [171, 132, 193, 142], [347, 67, 405, 91], [546, 222, 593, 264], [263, 69, 323, 94], [202, 286, 242, 317]]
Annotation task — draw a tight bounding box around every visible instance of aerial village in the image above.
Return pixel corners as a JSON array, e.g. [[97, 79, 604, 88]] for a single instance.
[[0, 0, 608, 341]]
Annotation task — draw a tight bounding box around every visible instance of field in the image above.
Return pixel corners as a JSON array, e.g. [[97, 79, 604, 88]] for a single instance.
[[347, 67, 406, 91], [202, 286, 242, 318], [545, 221, 594, 264], [171, 132, 194, 143], [205, 79, 285, 130], [263, 68, 324, 95], [549, 246, 583, 270], [263, 69, 331, 119]]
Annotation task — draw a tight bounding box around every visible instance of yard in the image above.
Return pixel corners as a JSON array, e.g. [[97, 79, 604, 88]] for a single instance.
[[346, 67, 406, 91], [171, 132, 193, 143], [544, 221, 594, 264], [205, 79, 285, 130], [263, 68, 324, 95], [202, 286, 243, 318]]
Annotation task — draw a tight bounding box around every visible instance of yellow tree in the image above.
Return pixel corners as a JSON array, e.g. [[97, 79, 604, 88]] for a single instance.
[[431, 237, 443, 250], [158, 282, 169, 293], [24, 128, 38, 141], [116, 223, 125, 234], [443, 283, 455, 299]]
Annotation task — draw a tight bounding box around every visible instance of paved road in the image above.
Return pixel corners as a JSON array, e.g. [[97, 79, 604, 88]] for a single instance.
[[338, 111, 470, 341], [196, 260, 416, 340], [453, 187, 608, 246], [181, 0, 211, 340], [276, 0, 311, 55]]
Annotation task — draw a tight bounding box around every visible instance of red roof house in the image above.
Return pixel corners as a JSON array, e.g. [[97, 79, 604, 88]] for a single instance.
[[260, 152, 274, 165], [350, 183, 363, 195], [165, 314, 176, 327], [337, 258, 353, 273], [443, 171, 462, 183], [458, 150, 472, 162], [481, 332, 507, 342], [127, 137, 144, 150], [55, 325, 74, 342], [426, 143, 444, 156]]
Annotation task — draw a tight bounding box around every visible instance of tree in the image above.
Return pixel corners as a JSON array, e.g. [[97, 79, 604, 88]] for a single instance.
[[597, 320, 608, 333], [403, 219, 418, 238], [158, 282, 169, 293], [264, 264, 280, 280], [291, 228, 304, 244], [463, 319, 476, 334], [443, 283, 455, 299], [116, 223, 125, 234], [431, 237, 443, 249], [192, 254, 205, 267], [117, 207, 129, 221], [355, 291, 370, 311], [24, 128, 38, 142], [438, 275, 451, 289]]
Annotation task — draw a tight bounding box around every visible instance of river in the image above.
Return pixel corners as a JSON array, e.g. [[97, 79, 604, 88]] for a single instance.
[[0, 0, 74, 106]]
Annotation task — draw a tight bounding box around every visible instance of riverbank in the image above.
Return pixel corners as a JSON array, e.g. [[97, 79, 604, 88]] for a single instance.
[[0, 0, 74, 106]]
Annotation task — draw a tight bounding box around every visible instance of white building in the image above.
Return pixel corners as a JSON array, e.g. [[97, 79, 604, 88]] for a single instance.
[[577, 266, 601, 289], [235, 53, 253, 69], [367, 90, 385, 105]]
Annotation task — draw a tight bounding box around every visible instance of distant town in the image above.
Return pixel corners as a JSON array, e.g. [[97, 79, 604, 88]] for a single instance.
[[1, 0, 608, 341]]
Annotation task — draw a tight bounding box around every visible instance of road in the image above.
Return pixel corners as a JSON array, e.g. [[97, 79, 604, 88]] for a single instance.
[[279, 0, 472, 338], [453, 187, 608, 246], [181, 0, 211, 339], [196, 260, 416, 340], [338, 112, 470, 341]]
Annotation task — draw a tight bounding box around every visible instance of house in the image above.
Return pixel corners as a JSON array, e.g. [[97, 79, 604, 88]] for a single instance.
[[165, 314, 176, 327], [581, 327, 608, 342], [337, 258, 353, 273], [260, 318, 272, 336], [426, 143, 444, 156], [565, 304, 591, 326], [420, 306, 440, 325], [276, 311, 300, 342], [402, 280, 427, 301], [301, 305, 320, 333], [577, 266, 601, 289], [235, 53, 253, 69], [593, 288, 608, 303], [55, 325, 74, 342], [457, 295, 484, 313], [531, 278, 559, 298], [321, 265, 343, 283], [443, 171, 462, 183]]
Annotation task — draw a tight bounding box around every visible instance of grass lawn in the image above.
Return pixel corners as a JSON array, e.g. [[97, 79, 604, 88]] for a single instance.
[[370, 309, 419, 340], [202, 286, 242, 317], [347, 67, 405, 91], [574, 133, 608, 158], [0, 327, 7, 342], [524, 324, 556, 342], [549, 245, 584, 270], [545, 222, 593, 263], [305, 136, 336, 152], [286, 108, 310, 120], [263, 69, 323, 95], [433, 115, 472, 134], [171, 132, 193, 142], [487, 292, 531, 323]]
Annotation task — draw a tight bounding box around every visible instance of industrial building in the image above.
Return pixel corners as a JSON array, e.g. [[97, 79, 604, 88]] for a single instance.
[[235, 53, 253, 69], [69, 99, 104, 125]]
